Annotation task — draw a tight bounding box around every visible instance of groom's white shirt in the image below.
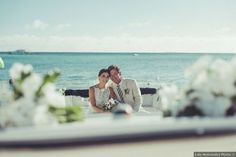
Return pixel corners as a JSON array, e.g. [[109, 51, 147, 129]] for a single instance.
[[110, 78, 143, 112]]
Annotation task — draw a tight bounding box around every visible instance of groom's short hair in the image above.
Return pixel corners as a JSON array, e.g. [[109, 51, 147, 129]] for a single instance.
[[108, 65, 121, 74]]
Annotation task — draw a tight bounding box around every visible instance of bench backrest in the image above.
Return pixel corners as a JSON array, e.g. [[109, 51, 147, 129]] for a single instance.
[[64, 88, 157, 98]]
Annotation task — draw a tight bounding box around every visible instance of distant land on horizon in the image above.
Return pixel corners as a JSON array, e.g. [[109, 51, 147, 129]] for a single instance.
[[0, 51, 235, 54]]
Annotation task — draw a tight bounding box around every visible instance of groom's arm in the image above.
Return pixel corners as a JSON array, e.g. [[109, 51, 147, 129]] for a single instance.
[[131, 80, 143, 112]]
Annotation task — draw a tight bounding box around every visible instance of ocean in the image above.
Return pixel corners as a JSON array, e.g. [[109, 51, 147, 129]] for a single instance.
[[0, 53, 235, 89]]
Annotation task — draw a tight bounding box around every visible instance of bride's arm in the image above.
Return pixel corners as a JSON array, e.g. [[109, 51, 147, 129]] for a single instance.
[[89, 87, 104, 112]]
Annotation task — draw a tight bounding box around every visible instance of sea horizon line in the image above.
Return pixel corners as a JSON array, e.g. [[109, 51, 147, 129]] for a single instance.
[[0, 51, 235, 54]]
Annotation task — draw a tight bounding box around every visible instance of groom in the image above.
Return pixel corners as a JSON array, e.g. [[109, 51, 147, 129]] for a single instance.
[[108, 65, 142, 112]]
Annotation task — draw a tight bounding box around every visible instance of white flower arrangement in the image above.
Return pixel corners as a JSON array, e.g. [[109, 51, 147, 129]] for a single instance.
[[159, 56, 236, 117], [0, 63, 83, 128], [102, 98, 119, 112]]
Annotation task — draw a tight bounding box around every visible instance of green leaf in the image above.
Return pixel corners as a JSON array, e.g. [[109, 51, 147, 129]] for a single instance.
[[44, 69, 61, 83], [36, 69, 60, 98]]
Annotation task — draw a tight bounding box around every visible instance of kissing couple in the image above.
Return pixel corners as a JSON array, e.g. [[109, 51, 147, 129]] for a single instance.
[[89, 65, 143, 113]]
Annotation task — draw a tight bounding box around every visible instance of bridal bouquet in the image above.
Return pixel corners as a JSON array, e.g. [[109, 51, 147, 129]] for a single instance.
[[0, 63, 83, 128], [159, 56, 236, 117], [102, 98, 119, 112]]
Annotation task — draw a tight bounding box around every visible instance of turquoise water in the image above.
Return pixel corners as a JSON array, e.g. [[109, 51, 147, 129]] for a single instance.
[[0, 53, 235, 89]]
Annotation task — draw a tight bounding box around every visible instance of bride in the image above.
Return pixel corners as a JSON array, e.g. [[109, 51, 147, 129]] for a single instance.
[[89, 68, 117, 112]]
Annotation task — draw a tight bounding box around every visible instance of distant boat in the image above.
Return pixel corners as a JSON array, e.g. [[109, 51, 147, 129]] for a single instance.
[[133, 53, 139, 56], [8, 49, 30, 54]]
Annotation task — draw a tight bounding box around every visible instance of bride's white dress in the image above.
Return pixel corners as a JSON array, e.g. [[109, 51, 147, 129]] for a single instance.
[[94, 87, 110, 108]]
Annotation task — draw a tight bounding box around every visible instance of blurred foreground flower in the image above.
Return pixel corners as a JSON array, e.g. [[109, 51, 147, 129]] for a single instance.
[[159, 56, 236, 117], [0, 57, 4, 69], [0, 63, 83, 128]]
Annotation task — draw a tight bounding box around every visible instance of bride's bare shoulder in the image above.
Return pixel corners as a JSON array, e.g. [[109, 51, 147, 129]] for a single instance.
[[89, 85, 97, 91]]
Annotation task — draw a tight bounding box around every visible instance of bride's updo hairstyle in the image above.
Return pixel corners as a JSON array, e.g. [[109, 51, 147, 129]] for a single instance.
[[98, 68, 109, 77]]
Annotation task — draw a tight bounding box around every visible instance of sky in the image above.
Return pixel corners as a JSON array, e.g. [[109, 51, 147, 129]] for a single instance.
[[0, 0, 236, 52]]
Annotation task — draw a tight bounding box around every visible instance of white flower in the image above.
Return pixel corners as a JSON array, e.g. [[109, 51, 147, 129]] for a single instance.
[[33, 104, 58, 126], [9, 63, 24, 80], [21, 73, 42, 98], [0, 99, 58, 127], [185, 56, 212, 78], [9, 63, 33, 80], [229, 56, 236, 69], [102, 98, 118, 111], [108, 98, 115, 104], [187, 57, 236, 97], [40, 83, 65, 107], [190, 71, 209, 91], [0, 82, 13, 106], [3, 98, 36, 127], [193, 91, 231, 117], [0, 63, 65, 128], [23, 64, 33, 74], [159, 84, 183, 115], [209, 59, 236, 96], [161, 55, 236, 117]]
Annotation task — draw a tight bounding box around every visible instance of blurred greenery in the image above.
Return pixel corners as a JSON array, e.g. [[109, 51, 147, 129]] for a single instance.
[[49, 105, 84, 123]]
